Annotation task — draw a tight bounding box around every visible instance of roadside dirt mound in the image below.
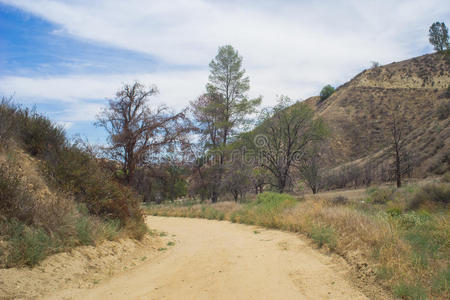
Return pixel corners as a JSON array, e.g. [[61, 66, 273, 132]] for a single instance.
[[0, 235, 163, 299]]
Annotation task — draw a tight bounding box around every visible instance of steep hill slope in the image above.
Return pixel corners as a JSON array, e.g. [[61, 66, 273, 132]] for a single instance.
[[304, 52, 450, 179]]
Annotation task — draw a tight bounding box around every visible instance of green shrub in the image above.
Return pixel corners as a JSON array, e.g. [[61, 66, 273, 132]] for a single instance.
[[387, 207, 402, 217], [42, 144, 143, 226], [310, 225, 336, 250], [75, 216, 95, 246], [319, 84, 335, 102], [5, 219, 53, 267], [19, 111, 66, 156], [366, 188, 395, 204]]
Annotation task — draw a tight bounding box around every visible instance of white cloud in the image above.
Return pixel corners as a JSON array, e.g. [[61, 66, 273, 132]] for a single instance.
[[56, 121, 74, 129], [0, 70, 208, 123], [0, 0, 449, 124]]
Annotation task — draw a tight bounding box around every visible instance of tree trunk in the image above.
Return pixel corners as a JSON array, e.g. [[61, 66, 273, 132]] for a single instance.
[[278, 173, 287, 193], [211, 190, 218, 203], [233, 191, 238, 201], [396, 158, 401, 188]]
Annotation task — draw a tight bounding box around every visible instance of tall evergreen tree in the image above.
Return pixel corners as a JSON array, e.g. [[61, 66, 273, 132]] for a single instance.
[[429, 22, 449, 52], [190, 45, 260, 201]]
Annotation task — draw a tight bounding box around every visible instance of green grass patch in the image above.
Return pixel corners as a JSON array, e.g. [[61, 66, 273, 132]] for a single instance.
[[234, 192, 297, 228], [394, 282, 427, 300], [75, 216, 95, 246], [309, 225, 336, 250], [376, 266, 393, 280], [432, 266, 450, 296], [100, 219, 121, 241], [5, 219, 53, 267]]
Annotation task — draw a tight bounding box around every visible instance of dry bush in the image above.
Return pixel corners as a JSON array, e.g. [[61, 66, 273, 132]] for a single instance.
[[407, 183, 450, 209], [0, 161, 36, 223], [442, 172, 450, 183], [328, 195, 348, 205], [437, 101, 450, 120], [366, 187, 395, 204], [0, 99, 144, 228]]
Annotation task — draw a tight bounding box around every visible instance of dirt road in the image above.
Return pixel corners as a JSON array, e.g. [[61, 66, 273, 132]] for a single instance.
[[47, 216, 369, 299]]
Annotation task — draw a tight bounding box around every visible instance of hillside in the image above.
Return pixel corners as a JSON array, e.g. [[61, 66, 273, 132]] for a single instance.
[[0, 100, 148, 268], [303, 52, 450, 180]]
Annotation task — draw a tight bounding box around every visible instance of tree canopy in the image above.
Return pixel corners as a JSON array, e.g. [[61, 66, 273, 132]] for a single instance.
[[319, 85, 335, 102], [429, 21, 449, 52], [245, 96, 328, 193], [96, 81, 189, 183]]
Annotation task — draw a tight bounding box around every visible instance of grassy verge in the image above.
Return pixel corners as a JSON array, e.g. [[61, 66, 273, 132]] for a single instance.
[[146, 187, 449, 299], [0, 204, 127, 267]]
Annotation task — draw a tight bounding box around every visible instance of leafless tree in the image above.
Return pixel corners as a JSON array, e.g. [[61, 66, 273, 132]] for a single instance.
[[387, 101, 410, 188], [96, 81, 189, 184]]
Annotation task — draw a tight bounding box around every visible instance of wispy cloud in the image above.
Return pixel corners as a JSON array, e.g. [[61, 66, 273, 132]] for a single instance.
[[0, 0, 449, 133]]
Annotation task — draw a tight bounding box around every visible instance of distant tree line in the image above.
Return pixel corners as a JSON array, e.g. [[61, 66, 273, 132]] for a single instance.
[[97, 37, 437, 202]]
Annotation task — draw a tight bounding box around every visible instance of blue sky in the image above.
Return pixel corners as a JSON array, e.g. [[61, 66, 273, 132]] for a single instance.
[[0, 0, 449, 144]]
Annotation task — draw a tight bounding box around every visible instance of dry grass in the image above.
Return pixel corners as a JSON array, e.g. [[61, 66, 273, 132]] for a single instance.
[[146, 188, 449, 299]]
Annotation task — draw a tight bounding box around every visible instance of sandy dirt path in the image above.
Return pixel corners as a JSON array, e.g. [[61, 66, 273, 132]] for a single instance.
[[47, 216, 370, 300]]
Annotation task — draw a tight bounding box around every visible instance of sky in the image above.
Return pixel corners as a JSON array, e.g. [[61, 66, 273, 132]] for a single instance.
[[0, 0, 449, 143]]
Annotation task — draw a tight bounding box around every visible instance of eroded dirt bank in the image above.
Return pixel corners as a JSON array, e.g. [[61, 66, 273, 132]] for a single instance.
[[0, 235, 164, 299], [44, 216, 390, 300]]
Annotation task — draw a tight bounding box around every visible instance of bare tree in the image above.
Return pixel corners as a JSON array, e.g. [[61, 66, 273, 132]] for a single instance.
[[387, 101, 410, 188], [96, 81, 188, 184]]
